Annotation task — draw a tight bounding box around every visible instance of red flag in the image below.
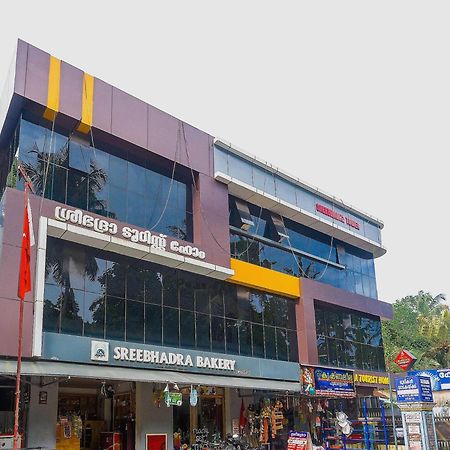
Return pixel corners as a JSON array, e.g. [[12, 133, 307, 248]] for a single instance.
[[18, 190, 35, 300], [239, 398, 247, 431]]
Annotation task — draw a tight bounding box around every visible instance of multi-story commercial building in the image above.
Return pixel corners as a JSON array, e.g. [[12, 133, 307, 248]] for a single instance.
[[0, 41, 392, 450]]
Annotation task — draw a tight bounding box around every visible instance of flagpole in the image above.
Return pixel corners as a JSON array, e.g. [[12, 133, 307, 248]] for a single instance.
[[13, 291, 24, 450], [13, 178, 32, 450]]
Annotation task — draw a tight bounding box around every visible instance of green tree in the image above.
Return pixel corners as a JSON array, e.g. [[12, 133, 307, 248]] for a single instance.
[[382, 291, 449, 372]]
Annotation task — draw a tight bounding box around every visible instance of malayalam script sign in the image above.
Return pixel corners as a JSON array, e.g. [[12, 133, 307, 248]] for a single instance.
[[314, 368, 355, 396], [287, 432, 311, 450], [408, 369, 450, 391], [395, 376, 434, 403], [54, 206, 206, 259], [394, 349, 417, 371]]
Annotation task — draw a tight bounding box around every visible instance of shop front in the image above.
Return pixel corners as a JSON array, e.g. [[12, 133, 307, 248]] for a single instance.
[[299, 366, 357, 449], [1, 331, 300, 450]]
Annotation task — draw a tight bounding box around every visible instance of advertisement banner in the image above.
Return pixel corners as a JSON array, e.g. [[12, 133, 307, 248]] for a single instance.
[[287, 431, 311, 450], [313, 368, 355, 396], [395, 376, 434, 403], [407, 369, 450, 391]]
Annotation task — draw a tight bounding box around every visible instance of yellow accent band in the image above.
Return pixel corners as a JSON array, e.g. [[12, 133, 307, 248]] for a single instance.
[[228, 259, 300, 299], [43, 56, 61, 121], [77, 73, 94, 134]]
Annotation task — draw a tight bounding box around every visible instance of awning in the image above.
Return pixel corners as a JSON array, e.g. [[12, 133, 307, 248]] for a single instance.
[[0, 360, 301, 392]]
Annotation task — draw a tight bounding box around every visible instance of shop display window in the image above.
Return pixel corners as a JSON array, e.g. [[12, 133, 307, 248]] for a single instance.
[[172, 387, 225, 448], [43, 238, 298, 362], [315, 303, 386, 371]]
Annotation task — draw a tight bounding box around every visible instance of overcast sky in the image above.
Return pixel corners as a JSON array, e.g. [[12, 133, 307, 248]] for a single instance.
[[0, 1, 448, 303]]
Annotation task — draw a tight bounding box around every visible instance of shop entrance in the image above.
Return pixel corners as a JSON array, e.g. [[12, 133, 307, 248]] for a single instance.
[[173, 386, 225, 449], [56, 378, 136, 450]]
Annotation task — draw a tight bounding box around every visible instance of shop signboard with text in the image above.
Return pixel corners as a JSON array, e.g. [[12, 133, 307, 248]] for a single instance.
[[394, 349, 417, 371], [395, 376, 434, 403], [42, 333, 300, 382], [301, 366, 355, 397], [407, 369, 450, 391]]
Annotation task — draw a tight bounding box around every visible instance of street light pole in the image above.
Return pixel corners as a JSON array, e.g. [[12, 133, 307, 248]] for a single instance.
[[388, 372, 399, 450]]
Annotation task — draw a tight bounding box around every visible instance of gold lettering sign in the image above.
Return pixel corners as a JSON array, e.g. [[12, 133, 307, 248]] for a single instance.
[[354, 373, 389, 385]]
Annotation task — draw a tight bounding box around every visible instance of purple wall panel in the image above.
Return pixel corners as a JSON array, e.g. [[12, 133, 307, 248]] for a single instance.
[[147, 105, 212, 176], [23, 43, 49, 107], [147, 104, 179, 162], [181, 122, 212, 176], [193, 174, 230, 267], [14, 39, 28, 96], [93, 78, 112, 133], [301, 278, 393, 319], [111, 88, 148, 149], [295, 277, 393, 365], [295, 295, 319, 365], [0, 296, 33, 357], [59, 61, 82, 120]]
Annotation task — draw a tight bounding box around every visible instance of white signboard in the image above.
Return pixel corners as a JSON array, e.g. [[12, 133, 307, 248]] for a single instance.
[[55, 206, 206, 259], [90, 341, 236, 372]]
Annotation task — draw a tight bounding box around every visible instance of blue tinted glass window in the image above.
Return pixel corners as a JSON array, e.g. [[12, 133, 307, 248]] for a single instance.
[[225, 319, 239, 355], [43, 284, 62, 332], [84, 292, 105, 338], [126, 300, 144, 343], [128, 162, 146, 195], [196, 313, 210, 350], [315, 303, 384, 371], [163, 307, 179, 346], [43, 238, 297, 362], [264, 326, 277, 359], [106, 296, 125, 340], [69, 143, 91, 173], [180, 311, 195, 349], [17, 119, 192, 241], [145, 304, 162, 344], [211, 316, 225, 352], [108, 185, 127, 222]]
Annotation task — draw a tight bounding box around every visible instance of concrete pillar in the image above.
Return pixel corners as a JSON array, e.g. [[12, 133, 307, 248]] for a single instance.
[[26, 377, 58, 449], [135, 383, 174, 450]]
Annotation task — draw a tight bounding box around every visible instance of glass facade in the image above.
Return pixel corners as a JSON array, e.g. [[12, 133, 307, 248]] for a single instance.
[[230, 198, 378, 298], [215, 144, 382, 244], [11, 118, 193, 241], [315, 303, 385, 371], [43, 237, 298, 362]]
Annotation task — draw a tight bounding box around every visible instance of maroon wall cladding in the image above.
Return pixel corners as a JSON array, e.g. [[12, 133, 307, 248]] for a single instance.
[[14, 39, 28, 97], [296, 277, 393, 365], [0, 190, 40, 357], [111, 87, 148, 149], [302, 278, 393, 319], [23, 43, 49, 107], [192, 173, 230, 268], [295, 294, 319, 365], [93, 78, 113, 133], [59, 61, 83, 121], [147, 105, 212, 176]]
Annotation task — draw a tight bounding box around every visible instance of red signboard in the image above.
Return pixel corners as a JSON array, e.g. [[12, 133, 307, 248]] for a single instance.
[[315, 203, 360, 230], [146, 434, 167, 450], [394, 349, 417, 371]]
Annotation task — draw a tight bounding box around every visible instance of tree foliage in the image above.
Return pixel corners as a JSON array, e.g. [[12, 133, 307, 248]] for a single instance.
[[382, 291, 450, 372]]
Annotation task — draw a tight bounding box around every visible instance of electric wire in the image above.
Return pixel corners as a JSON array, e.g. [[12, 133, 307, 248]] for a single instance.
[[88, 123, 180, 234], [38, 115, 57, 216], [180, 123, 339, 273]]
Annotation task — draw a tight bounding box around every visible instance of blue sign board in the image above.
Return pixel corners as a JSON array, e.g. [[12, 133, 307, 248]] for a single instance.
[[395, 375, 434, 403], [408, 369, 450, 391], [314, 368, 355, 395]]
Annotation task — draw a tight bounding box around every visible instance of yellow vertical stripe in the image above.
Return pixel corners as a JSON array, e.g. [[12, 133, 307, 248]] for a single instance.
[[77, 73, 94, 134], [43, 56, 61, 121]]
